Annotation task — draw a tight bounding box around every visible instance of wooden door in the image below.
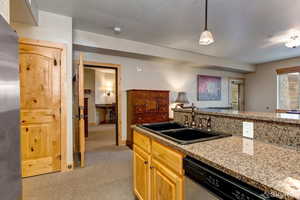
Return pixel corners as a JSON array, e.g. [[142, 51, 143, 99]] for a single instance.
[[20, 43, 62, 177], [151, 158, 183, 200], [239, 83, 245, 111], [229, 79, 245, 111], [84, 97, 88, 137], [78, 53, 85, 167], [133, 145, 151, 200]]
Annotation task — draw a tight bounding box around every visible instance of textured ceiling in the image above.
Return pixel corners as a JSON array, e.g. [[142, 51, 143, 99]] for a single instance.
[[36, 0, 300, 64]]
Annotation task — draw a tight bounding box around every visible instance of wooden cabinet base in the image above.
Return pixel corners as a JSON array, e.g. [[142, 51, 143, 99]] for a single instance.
[[133, 145, 151, 200], [151, 158, 183, 200], [133, 131, 184, 200]]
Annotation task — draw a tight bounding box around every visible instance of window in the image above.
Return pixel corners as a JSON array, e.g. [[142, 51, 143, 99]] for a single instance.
[[277, 67, 300, 111]]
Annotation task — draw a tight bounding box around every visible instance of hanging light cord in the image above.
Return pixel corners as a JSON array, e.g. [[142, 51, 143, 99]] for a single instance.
[[205, 0, 208, 30]]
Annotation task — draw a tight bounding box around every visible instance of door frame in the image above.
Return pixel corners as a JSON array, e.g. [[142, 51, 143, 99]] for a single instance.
[[228, 77, 245, 111], [78, 59, 124, 146], [19, 38, 69, 172]]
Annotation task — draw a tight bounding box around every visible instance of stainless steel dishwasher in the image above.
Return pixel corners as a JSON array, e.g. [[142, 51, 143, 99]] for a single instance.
[[184, 156, 278, 200]]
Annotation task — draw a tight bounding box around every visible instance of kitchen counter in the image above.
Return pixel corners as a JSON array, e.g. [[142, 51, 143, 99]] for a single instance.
[[174, 108, 300, 125], [133, 126, 300, 200]]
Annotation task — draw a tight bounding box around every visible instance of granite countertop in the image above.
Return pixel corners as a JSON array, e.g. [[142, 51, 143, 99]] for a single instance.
[[133, 126, 300, 200], [174, 108, 300, 125]]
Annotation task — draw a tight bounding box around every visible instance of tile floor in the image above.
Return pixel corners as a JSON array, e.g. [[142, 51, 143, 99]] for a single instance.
[[22, 124, 135, 200]]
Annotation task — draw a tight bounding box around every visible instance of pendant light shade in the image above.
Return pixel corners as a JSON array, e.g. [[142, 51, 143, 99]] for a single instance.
[[199, 0, 214, 46], [199, 30, 214, 45], [285, 34, 300, 48]]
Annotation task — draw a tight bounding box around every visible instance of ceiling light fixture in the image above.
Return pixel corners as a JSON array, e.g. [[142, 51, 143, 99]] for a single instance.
[[113, 26, 122, 34], [285, 34, 300, 48], [199, 0, 214, 45]]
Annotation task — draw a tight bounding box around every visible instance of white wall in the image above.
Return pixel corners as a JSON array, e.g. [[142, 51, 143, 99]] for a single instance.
[[75, 51, 244, 140], [0, 0, 10, 23], [11, 11, 74, 165], [245, 57, 300, 112], [95, 71, 116, 105], [94, 70, 116, 123]]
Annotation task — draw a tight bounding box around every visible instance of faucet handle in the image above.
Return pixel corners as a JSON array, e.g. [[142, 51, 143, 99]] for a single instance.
[[197, 118, 203, 129], [206, 117, 212, 130], [183, 115, 189, 127]]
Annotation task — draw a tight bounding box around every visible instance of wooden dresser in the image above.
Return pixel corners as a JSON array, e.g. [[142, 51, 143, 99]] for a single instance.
[[127, 90, 170, 147]]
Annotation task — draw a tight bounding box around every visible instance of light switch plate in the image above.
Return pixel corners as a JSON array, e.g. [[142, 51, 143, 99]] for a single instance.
[[243, 122, 254, 139]]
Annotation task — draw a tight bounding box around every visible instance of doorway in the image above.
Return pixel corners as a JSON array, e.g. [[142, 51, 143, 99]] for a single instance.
[[229, 78, 245, 111], [84, 65, 118, 165], [73, 57, 124, 168]]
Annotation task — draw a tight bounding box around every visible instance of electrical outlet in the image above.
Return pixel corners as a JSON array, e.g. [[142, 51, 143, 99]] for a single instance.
[[243, 122, 254, 139]]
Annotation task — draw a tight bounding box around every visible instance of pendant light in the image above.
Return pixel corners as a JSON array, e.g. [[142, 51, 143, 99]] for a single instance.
[[285, 34, 300, 48], [199, 0, 214, 45]]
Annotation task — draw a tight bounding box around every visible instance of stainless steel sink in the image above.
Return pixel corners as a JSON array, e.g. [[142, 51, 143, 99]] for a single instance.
[[138, 122, 231, 145]]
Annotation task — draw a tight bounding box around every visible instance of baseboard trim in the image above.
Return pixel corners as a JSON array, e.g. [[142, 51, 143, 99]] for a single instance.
[[126, 140, 133, 149], [118, 140, 126, 146], [88, 122, 97, 126]]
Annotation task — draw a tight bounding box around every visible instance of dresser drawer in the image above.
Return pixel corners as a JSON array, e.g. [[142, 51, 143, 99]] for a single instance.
[[152, 140, 183, 175], [133, 131, 151, 153]]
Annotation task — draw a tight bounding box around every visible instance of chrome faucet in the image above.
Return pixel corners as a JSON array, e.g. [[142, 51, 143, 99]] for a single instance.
[[183, 104, 212, 130], [183, 103, 197, 128]]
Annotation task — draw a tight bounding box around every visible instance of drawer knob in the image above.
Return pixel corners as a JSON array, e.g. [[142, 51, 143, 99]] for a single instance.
[[144, 161, 148, 165]]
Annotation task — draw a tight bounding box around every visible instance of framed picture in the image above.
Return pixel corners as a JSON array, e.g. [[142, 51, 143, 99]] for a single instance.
[[197, 75, 221, 101]]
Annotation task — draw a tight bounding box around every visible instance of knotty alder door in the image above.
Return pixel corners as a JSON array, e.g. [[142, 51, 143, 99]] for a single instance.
[[20, 42, 62, 177], [78, 53, 85, 167], [73, 53, 85, 168]]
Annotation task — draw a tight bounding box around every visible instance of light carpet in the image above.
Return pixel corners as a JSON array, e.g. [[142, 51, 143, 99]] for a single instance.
[[22, 124, 135, 200]]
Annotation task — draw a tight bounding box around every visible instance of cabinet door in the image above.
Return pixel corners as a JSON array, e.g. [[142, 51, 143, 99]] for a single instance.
[[133, 145, 151, 200], [151, 158, 184, 200]]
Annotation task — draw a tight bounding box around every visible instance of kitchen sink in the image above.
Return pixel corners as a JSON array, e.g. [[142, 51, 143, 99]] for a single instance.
[[158, 128, 231, 145], [140, 122, 185, 131], [138, 122, 231, 145]]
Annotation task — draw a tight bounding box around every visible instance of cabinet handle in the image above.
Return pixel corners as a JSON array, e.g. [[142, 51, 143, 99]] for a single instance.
[[144, 161, 148, 165], [150, 166, 155, 170]]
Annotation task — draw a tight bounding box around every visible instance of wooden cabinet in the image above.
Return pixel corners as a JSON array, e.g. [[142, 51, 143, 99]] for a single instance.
[[133, 131, 184, 200], [127, 90, 170, 148], [151, 158, 183, 200], [152, 140, 183, 176], [133, 145, 151, 200]]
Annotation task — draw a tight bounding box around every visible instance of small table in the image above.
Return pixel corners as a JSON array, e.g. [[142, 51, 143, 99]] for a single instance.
[[96, 104, 116, 124]]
